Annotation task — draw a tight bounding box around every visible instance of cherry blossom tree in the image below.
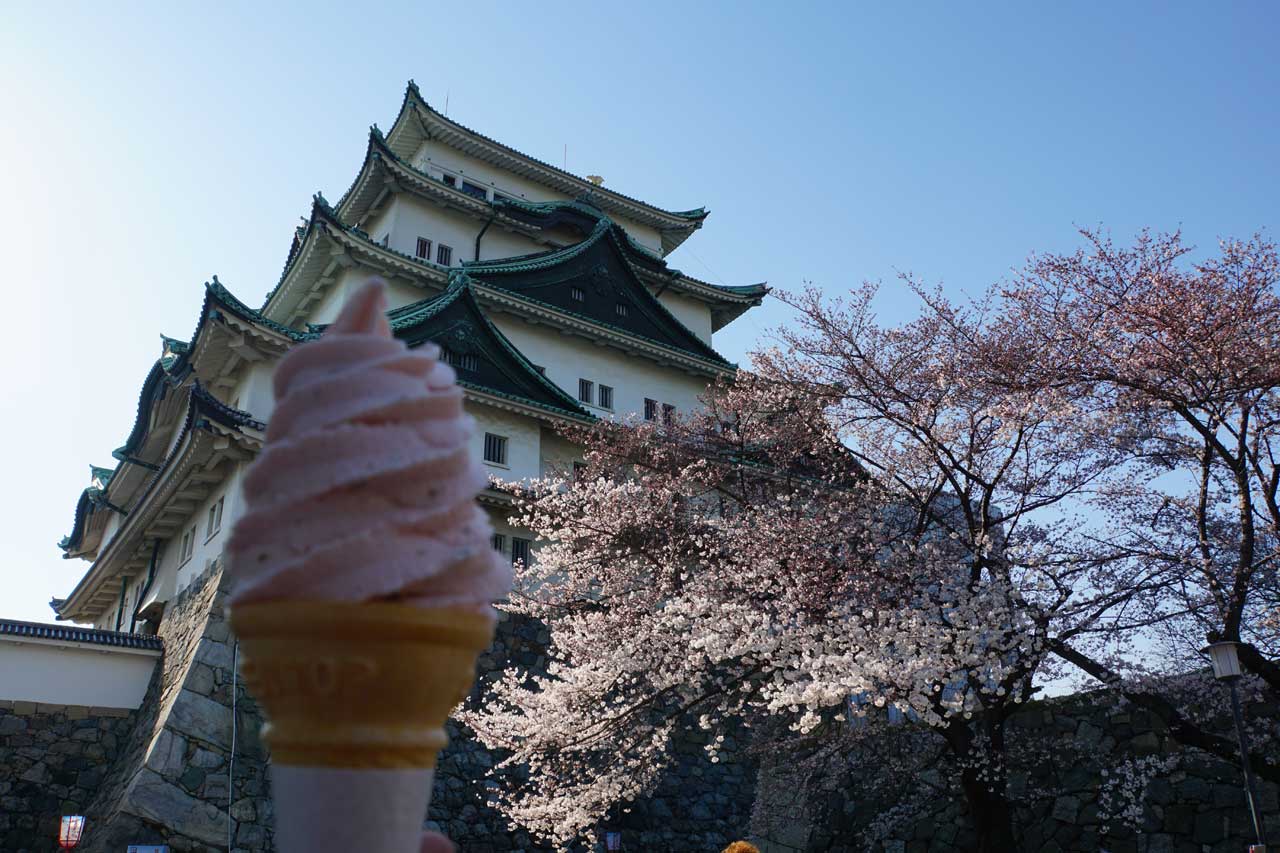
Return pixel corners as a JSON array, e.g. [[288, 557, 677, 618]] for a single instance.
[[464, 231, 1280, 851]]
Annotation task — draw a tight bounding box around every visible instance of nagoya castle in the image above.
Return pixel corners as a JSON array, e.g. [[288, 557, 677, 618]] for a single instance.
[[7, 82, 765, 851]]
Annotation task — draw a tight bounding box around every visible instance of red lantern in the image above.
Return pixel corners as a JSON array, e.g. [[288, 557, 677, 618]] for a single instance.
[[59, 815, 85, 849]]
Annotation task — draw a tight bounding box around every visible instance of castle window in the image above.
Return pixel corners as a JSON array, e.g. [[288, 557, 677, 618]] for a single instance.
[[416, 237, 432, 259], [493, 192, 513, 204], [179, 526, 196, 565], [440, 348, 478, 373], [436, 244, 453, 266], [511, 537, 531, 566], [571, 286, 585, 302], [578, 379, 594, 404], [491, 533, 507, 553], [598, 385, 614, 410], [205, 496, 224, 541], [663, 404, 676, 427], [484, 433, 508, 466], [460, 180, 488, 200], [644, 398, 658, 421], [442, 174, 457, 187], [615, 302, 629, 317]]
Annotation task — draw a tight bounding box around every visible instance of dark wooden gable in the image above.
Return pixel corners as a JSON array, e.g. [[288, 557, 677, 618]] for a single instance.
[[463, 223, 730, 365], [390, 282, 591, 418]]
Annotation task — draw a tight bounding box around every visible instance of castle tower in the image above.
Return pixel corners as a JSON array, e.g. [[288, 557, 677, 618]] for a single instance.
[[50, 82, 766, 851]]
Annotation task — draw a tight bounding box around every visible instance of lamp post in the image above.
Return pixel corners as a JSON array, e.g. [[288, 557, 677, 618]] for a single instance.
[[58, 815, 85, 849], [1202, 640, 1269, 852]]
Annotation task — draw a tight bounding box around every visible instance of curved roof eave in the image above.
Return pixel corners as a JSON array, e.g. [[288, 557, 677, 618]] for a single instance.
[[386, 81, 707, 253], [55, 383, 262, 621]]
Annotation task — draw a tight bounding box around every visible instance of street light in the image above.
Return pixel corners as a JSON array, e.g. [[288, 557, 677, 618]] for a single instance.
[[1201, 640, 1269, 852], [58, 815, 85, 849]]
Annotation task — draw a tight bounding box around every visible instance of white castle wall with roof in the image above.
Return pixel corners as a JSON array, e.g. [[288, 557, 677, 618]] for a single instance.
[[363, 195, 542, 268], [306, 266, 429, 326], [655, 289, 714, 344], [411, 141, 665, 254], [492, 319, 708, 420], [471, 404, 542, 483], [92, 463, 245, 630], [0, 636, 158, 708]]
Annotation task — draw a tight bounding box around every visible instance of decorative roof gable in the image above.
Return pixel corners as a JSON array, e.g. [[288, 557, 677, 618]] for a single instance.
[[464, 219, 732, 367], [374, 279, 591, 420]]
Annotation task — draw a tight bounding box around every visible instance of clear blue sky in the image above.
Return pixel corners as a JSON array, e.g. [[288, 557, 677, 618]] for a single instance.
[[1, 2, 1276, 623]]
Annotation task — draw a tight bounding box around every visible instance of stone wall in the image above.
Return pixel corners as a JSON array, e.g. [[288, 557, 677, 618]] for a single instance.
[[11, 575, 754, 852], [767, 688, 1280, 853], [0, 701, 136, 852], [428, 611, 759, 852], [81, 562, 273, 853]]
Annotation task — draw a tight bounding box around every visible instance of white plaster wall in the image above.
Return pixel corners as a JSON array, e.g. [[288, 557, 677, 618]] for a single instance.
[[468, 403, 541, 484], [655, 290, 714, 345], [492, 318, 709, 420], [411, 141, 665, 253], [0, 639, 158, 708], [232, 362, 276, 424], [306, 266, 427, 323], [539, 429, 581, 480]]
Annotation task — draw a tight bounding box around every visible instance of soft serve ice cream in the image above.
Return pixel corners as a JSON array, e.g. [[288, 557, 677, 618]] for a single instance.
[[227, 278, 510, 608], [226, 278, 512, 853]]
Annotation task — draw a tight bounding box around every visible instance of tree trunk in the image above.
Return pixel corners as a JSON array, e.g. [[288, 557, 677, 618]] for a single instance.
[[942, 719, 1019, 852], [958, 771, 1018, 853]]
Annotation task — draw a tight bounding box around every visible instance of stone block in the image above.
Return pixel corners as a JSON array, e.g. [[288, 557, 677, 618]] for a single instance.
[[144, 728, 188, 779], [65, 705, 89, 720], [1051, 795, 1079, 823], [179, 766, 207, 793], [186, 662, 216, 696], [168, 689, 233, 749], [230, 797, 256, 822], [89, 706, 132, 717], [195, 639, 235, 671], [1193, 812, 1225, 844], [0, 715, 27, 735], [12, 701, 37, 715], [124, 769, 229, 847], [1132, 731, 1161, 755]]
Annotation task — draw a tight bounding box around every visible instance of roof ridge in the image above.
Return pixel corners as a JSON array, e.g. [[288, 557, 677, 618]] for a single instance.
[[396, 81, 708, 227], [0, 618, 163, 650]]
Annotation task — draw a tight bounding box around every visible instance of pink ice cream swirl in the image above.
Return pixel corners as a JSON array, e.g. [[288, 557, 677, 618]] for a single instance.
[[226, 279, 511, 611]]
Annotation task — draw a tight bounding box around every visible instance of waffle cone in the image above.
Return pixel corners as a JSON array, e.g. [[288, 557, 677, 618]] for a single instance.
[[229, 600, 493, 769]]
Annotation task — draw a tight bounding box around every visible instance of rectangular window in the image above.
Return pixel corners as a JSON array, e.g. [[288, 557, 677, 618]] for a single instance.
[[493, 192, 513, 204], [598, 385, 613, 410], [578, 379, 594, 404], [460, 180, 488, 200], [511, 537, 531, 566], [570, 286, 585, 302], [483, 433, 508, 466], [663, 404, 676, 426], [416, 237, 432, 259], [615, 302, 629, 317], [179, 526, 195, 564], [436, 244, 453, 266], [491, 533, 507, 553], [206, 496, 224, 540], [442, 174, 457, 187], [644, 398, 658, 421], [440, 348, 478, 372]]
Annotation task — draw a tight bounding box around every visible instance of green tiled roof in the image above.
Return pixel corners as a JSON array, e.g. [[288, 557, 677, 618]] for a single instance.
[[398, 80, 708, 227]]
